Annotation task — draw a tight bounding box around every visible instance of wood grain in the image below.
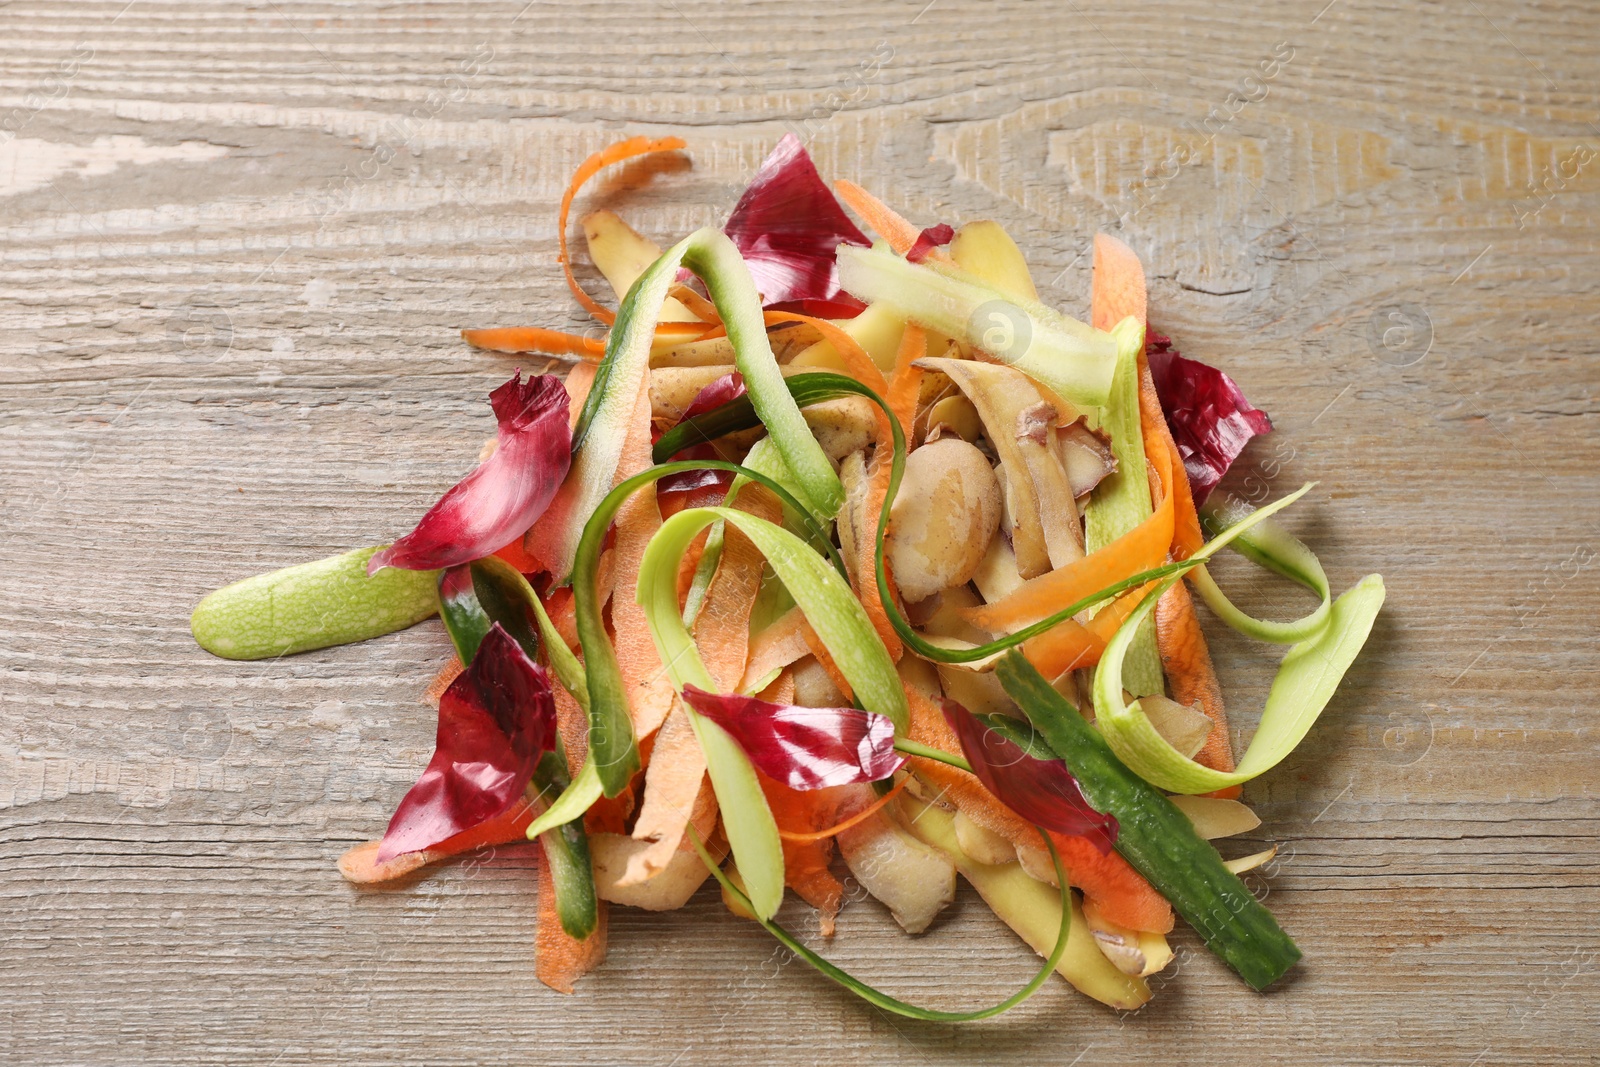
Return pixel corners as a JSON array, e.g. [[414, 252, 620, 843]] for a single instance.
[[2, 1, 1597, 1063]]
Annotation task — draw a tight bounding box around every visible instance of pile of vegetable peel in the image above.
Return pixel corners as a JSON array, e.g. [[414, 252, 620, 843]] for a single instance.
[[190, 134, 1384, 1014]]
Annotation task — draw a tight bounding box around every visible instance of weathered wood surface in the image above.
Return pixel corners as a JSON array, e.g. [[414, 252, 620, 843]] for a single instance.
[[2, 1, 1597, 1063]]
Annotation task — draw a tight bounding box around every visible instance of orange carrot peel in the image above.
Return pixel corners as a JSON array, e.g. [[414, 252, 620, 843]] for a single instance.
[[559, 135, 688, 325]]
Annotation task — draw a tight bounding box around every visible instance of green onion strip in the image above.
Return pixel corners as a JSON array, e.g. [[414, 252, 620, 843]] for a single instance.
[[687, 825, 1072, 1022]]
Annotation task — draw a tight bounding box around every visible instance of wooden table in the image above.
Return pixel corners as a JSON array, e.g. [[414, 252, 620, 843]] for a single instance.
[[3, 2, 1596, 1063]]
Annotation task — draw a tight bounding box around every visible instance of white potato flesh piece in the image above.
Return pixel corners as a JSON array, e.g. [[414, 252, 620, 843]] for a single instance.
[[836, 450, 870, 586], [971, 533, 1026, 604], [1055, 417, 1118, 499], [1081, 898, 1176, 978], [949, 220, 1039, 303], [1138, 693, 1215, 760], [789, 302, 906, 373], [918, 585, 1013, 701], [1224, 845, 1278, 875], [896, 650, 942, 703], [791, 654, 847, 709], [1015, 842, 1058, 887], [1166, 795, 1263, 840], [938, 664, 1015, 716], [590, 832, 719, 911], [922, 394, 984, 446], [837, 809, 957, 934], [886, 437, 1002, 603]]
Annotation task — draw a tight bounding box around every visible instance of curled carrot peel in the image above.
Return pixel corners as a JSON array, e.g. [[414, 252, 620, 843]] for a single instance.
[[462, 321, 710, 358], [778, 776, 911, 842], [461, 326, 605, 361], [560, 135, 689, 325], [832, 180, 955, 266], [760, 776, 846, 935]]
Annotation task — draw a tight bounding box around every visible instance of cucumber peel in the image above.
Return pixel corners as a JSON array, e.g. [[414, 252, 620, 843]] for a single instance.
[[191, 545, 438, 661], [836, 243, 1118, 408], [1192, 495, 1332, 644], [1094, 572, 1386, 794], [637, 503, 906, 919], [553, 228, 841, 584], [998, 651, 1303, 990]]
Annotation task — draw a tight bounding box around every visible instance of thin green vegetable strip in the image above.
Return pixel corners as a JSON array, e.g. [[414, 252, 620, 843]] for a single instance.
[[637, 504, 907, 917], [1191, 494, 1332, 644], [437, 567, 492, 663], [836, 243, 1118, 408], [529, 752, 599, 940], [526, 763, 602, 839], [997, 651, 1301, 991], [560, 229, 839, 587], [1093, 571, 1386, 794], [687, 826, 1074, 1021], [572, 459, 843, 798], [191, 545, 439, 660], [1082, 317, 1163, 696]]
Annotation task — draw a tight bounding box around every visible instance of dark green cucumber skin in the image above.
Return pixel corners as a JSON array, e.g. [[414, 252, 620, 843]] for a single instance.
[[437, 567, 493, 663], [532, 752, 598, 941], [997, 652, 1302, 990]]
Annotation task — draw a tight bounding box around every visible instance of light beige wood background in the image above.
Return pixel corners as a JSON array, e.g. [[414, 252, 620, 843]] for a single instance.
[[2, 1, 1597, 1063]]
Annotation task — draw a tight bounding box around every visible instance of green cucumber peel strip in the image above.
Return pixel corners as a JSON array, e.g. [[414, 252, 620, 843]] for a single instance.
[[466, 556, 587, 700], [656, 371, 1317, 667], [1094, 570, 1385, 794], [572, 459, 846, 799], [687, 824, 1072, 1021], [433, 568, 598, 941], [526, 762, 602, 839], [637, 505, 907, 918], [680, 437, 817, 628], [191, 545, 439, 661], [530, 752, 599, 940], [892, 737, 973, 772], [1190, 494, 1333, 644], [835, 243, 1118, 409], [569, 228, 840, 541], [997, 651, 1301, 991], [438, 567, 493, 663], [1082, 318, 1163, 696]]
